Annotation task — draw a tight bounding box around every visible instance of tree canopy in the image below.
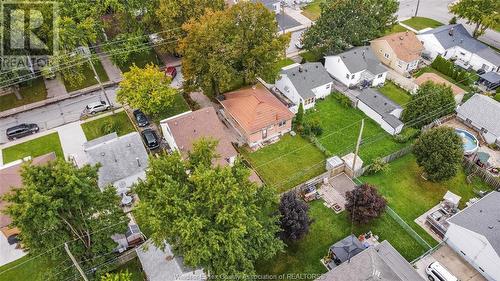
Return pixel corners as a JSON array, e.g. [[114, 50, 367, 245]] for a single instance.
[[179, 2, 289, 96], [117, 64, 177, 117], [402, 81, 456, 129], [449, 0, 500, 38], [412, 127, 464, 181], [3, 159, 127, 278], [303, 0, 398, 55], [279, 192, 310, 241], [345, 184, 387, 225], [134, 138, 284, 278]]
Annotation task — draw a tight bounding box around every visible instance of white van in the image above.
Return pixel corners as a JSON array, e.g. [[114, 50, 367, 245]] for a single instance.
[[425, 261, 458, 281]]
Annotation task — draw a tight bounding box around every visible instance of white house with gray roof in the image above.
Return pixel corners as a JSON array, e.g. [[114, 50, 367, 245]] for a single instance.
[[324, 46, 388, 88], [356, 88, 404, 135], [456, 94, 500, 145], [275, 62, 333, 110], [445, 191, 500, 281], [418, 24, 500, 73]]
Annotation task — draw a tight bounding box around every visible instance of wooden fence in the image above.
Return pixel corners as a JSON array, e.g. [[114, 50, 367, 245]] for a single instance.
[[421, 114, 456, 132], [353, 146, 413, 177], [462, 157, 500, 190]]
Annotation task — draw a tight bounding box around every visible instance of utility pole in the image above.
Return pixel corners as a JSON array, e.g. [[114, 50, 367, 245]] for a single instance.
[[88, 56, 114, 114], [64, 243, 89, 281], [352, 119, 364, 175], [414, 0, 420, 17]]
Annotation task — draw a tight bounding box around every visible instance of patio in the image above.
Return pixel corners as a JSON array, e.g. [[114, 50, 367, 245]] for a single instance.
[[318, 173, 357, 213]]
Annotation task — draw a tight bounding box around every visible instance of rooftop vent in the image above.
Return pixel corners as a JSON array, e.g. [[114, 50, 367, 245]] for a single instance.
[[101, 152, 105, 156], [298, 66, 303, 72], [136, 157, 141, 167], [488, 226, 494, 229], [448, 27, 454, 36]]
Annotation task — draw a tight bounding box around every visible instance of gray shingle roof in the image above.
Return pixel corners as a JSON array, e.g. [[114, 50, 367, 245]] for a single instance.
[[447, 191, 500, 255], [358, 88, 403, 129], [84, 132, 149, 188], [329, 234, 366, 264], [317, 241, 424, 281], [421, 24, 500, 66], [333, 46, 388, 75], [480, 72, 500, 84], [456, 94, 500, 137], [280, 62, 333, 99]]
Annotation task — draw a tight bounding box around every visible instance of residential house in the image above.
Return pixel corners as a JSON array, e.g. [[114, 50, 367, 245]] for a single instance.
[[325, 46, 388, 88], [478, 72, 500, 91], [136, 239, 205, 281], [417, 24, 500, 72], [456, 94, 500, 145], [356, 88, 404, 135], [84, 132, 149, 191], [445, 191, 500, 281], [371, 31, 424, 75], [275, 62, 334, 110], [317, 240, 424, 281], [220, 84, 294, 148], [160, 107, 237, 167]]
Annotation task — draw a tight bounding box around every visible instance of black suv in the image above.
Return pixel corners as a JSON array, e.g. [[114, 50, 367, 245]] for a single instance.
[[141, 129, 160, 150], [6, 123, 39, 140], [133, 109, 149, 127]]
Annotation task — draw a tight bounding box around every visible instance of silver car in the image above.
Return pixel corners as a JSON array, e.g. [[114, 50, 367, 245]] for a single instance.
[[85, 101, 110, 114]]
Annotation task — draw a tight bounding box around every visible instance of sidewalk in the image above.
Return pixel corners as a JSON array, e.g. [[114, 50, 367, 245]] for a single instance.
[[99, 53, 123, 83]]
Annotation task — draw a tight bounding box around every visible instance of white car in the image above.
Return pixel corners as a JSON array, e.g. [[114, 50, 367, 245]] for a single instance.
[[85, 101, 110, 114], [425, 262, 458, 281]]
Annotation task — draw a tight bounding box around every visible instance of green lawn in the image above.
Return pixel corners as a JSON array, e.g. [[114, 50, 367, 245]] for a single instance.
[[110, 258, 145, 281], [0, 255, 53, 281], [306, 96, 407, 164], [414, 66, 474, 92], [81, 111, 136, 141], [360, 154, 493, 245], [256, 201, 428, 280], [378, 81, 412, 107], [153, 93, 190, 122], [0, 78, 47, 112], [63, 60, 109, 92], [300, 50, 323, 62], [301, 0, 324, 20], [262, 58, 296, 83], [240, 135, 326, 192], [401, 17, 443, 31], [119, 48, 163, 73], [2, 132, 63, 164], [384, 24, 408, 35]]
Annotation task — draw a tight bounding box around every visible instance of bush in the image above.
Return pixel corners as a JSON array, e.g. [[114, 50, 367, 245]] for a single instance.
[[303, 117, 323, 137], [449, 16, 457, 24], [494, 93, 500, 102], [345, 184, 387, 225], [100, 120, 120, 136], [393, 127, 420, 143], [365, 157, 388, 175], [309, 135, 332, 157], [333, 92, 351, 108]]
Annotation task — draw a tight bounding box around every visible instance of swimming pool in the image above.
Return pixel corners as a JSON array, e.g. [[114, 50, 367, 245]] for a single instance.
[[455, 129, 479, 155]]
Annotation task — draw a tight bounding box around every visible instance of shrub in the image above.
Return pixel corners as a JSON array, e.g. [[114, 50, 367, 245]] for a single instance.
[[449, 16, 457, 24], [279, 192, 310, 241], [333, 92, 351, 108], [393, 127, 420, 143], [365, 157, 388, 175], [345, 184, 387, 225]]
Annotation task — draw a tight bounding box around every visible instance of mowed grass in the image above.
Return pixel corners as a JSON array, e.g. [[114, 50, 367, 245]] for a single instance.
[[401, 17, 443, 31], [0, 255, 53, 281], [306, 96, 407, 163], [256, 201, 428, 280], [0, 78, 48, 112], [384, 24, 408, 35], [153, 93, 190, 122], [240, 135, 326, 192], [119, 48, 163, 72], [81, 111, 136, 141], [360, 154, 493, 245], [378, 81, 412, 107], [262, 58, 296, 83], [301, 0, 324, 20], [2, 132, 63, 164], [63, 60, 109, 92]]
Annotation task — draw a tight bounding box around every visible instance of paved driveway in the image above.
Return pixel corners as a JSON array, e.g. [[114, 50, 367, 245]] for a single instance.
[[0, 232, 26, 266], [55, 122, 88, 166]]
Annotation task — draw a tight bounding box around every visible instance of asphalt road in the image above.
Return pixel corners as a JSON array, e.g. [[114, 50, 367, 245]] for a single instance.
[[398, 0, 499, 48]]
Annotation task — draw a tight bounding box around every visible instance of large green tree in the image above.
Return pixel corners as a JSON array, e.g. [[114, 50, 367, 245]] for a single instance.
[[3, 159, 127, 279], [450, 0, 500, 38], [134, 138, 284, 278], [303, 0, 398, 55], [412, 127, 464, 181], [117, 64, 177, 117], [179, 2, 289, 96], [402, 81, 456, 129]]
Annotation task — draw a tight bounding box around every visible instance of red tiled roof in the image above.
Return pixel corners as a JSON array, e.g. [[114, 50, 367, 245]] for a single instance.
[[220, 84, 294, 134]]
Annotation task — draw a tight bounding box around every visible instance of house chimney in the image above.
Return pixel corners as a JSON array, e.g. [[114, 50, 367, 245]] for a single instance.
[[448, 27, 454, 36], [298, 66, 303, 72]]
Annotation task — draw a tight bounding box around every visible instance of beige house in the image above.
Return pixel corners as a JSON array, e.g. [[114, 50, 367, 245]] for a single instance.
[[371, 31, 424, 75]]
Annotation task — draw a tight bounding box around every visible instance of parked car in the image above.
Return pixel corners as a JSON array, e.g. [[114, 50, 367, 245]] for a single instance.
[[85, 101, 110, 115], [165, 66, 177, 79], [141, 129, 160, 150], [426, 262, 458, 281], [133, 109, 149, 127], [6, 123, 39, 140]]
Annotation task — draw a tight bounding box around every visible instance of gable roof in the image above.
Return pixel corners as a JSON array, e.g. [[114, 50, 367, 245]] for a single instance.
[[280, 62, 333, 100], [161, 107, 237, 167], [329, 46, 388, 75], [372, 31, 424, 62], [456, 94, 500, 137], [447, 191, 500, 255], [358, 88, 403, 129], [0, 153, 56, 228], [220, 84, 294, 134], [421, 24, 500, 66], [317, 240, 424, 281], [84, 132, 149, 188]]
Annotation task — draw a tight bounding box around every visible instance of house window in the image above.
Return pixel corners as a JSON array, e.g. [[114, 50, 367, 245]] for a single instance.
[[346, 73, 350, 79], [384, 53, 389, 59], [377, 74, 383, 78], [481, 128, 488, 134], [278, 120, 286, 127]]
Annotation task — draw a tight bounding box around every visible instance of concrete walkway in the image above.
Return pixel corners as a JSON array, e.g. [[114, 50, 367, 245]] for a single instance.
[[189, 92, 216, 109], [44, 75, 68, 98], [55, 122, 88, 167], [386, 69, 418, 93], [99, 53, 122, 83]]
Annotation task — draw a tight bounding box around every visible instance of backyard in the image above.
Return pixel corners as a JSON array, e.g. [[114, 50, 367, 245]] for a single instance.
[[81, 111, 136, 141], [2, 132, 64, 164], [256, 201, 428, 280], [240, 135, 327, 193], [153, 93, 190, 122], [0, 255, 53, 281], [384, 24, 408, 35], [401, 17, 443, 31], [378, 81, 412, 107], [0, 78, 47, 112], [305, 95, 407, 164], [301, 0, 324, 20], [63, 60, 109, 92]]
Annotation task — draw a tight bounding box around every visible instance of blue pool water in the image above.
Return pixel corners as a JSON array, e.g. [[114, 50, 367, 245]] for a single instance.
[[455, 129, 478, 154]]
